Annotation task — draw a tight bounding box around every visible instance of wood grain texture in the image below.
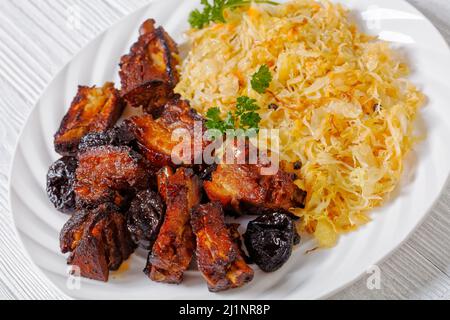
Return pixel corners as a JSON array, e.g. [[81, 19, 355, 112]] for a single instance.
[[0, 0, 449, 300]]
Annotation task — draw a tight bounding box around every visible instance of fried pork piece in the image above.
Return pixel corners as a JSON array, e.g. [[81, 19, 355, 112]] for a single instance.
[[156, 166, 173, 203], [119, 19, 179, 114], [191, 203, 254, 292], [204, 140, 307, 215], [145, 168, 201, 284], [125, 98, 206, 168], [75, 145, 152, 209], [54, 82, 125, 156], [60, 203, 135, 282]]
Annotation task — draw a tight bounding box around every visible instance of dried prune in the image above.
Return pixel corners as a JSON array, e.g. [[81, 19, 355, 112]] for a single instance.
[[46, 157, 78, 214], [108, 122, 136, 146], [244, 211, 300, 273], [78, 122, 136, 151], [78, 132, 111, 151], [126, 190, 165, 250]]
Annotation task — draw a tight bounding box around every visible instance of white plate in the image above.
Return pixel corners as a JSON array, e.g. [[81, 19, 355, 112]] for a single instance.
[[9, 0, 450, 300]]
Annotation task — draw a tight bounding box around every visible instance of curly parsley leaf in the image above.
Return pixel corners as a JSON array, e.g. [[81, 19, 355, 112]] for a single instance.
[[206, 107, 236, 133], [236, 96, 261, 131], [235, 96, 261, 131], [205, 96, 261, 139], [240, 110, 262, 129], [251, 64, 273, 94], [223, 111, 236, 129], [188, 10, 210, 29], [236, 96, 259, 116], [205, 107, 222, 126], [189, 0, 279, 29]]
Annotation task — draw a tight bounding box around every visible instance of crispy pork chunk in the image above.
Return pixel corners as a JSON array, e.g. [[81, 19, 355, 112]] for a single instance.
[[156, 166, 173, 203], [54, 82, 125, 156], [227, 223, 251, 264], [60, 203, 135, 282], [191, 203, 254, 292], [124, 98, 207, 168], [75, 145, 152, 209], [145, 168, 201, 284], [119, 19, 179, 114], [204, 140, 307, 215]]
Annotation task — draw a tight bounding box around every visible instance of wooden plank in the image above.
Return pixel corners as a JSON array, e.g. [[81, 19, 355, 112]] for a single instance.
[[0, 0, 148, 300]]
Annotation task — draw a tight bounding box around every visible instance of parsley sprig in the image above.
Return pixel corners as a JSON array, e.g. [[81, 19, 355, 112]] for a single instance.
[[205, 96, 261, 137], [204, 64, 273, 137], [236, 96, 261, 129], [251, 64, 272, 93], [189, 0, 279, 29], [206, 107, 235, 132]]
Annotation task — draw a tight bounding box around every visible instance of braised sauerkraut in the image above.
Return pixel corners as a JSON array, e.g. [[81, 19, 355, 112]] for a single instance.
[[175, 0, 424, 247]]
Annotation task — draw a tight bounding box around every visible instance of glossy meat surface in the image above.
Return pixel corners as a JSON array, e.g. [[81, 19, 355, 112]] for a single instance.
[[54, 82, 124, 156], [156, 166, 173, 203], [191, 203, 254, 292], [125, 98, 206, 168], [145, 168, 201, 284], [75, 145, 151, 209], [60, 204, 135, 282], [119, 19, 179, 114]]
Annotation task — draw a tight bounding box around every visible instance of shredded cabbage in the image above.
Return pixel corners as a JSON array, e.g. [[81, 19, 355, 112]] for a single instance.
[[175, 0, 424, 247]]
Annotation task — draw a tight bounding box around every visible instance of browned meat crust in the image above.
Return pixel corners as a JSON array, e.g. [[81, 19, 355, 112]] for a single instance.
[[124, 98, 207, 168], [54, 82, 125, 156], [191, 203, 254, 292], [60, 203, 135, 282], [119, 19, 179, 114], [60, 211, 90, 253], [145, 168, 201, 284], [75, 145, 152, 209], [204, 140, 307, 215], [227, 223, 251, 264]]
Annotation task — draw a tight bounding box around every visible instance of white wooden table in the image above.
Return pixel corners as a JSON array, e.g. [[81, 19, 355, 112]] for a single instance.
[[0, 0, 449, 300]]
